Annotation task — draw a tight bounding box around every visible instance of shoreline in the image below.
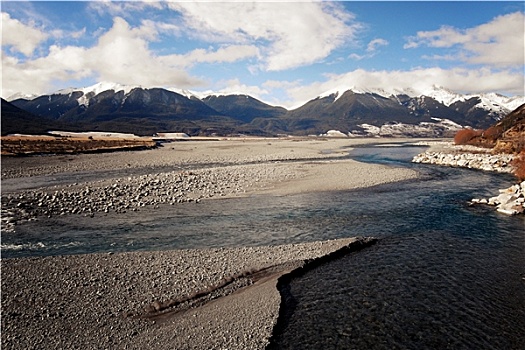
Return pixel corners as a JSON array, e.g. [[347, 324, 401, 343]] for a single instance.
[[1, 237, 375, 349], [411, 141, 525, 215]]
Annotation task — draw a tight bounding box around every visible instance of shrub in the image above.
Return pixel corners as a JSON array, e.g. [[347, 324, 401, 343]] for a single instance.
[[482, 126, 503, 141], [511, 151, 525, 181], [454, 128, 482, 145]]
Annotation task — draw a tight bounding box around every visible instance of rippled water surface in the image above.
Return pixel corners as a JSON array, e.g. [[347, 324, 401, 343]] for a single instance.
[[2, 143, 524, 348], [267, 145, 525, 349]]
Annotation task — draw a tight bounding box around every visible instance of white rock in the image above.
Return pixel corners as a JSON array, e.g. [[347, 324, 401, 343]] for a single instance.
[[488, 197, 499, 206], [497, 208, 518, 215], [496, 193, 516, 205], [457, 159, 469, 167]]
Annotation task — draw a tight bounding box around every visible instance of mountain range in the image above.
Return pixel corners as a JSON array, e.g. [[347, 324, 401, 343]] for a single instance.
[[2, 82, 524, 137]]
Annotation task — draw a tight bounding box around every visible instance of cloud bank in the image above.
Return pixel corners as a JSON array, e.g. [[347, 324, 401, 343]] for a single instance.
[[405, 12, 524, 68], [1, 3, 523, 109]]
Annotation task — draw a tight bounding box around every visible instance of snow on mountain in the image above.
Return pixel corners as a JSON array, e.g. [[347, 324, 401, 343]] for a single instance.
[[55, 82, 137, 97], [504, 96, 525, 111], [355, 118, 463, 138], [53, 82, 140, 107], [317, 84, 524, 115], [319, 85, 419, 102], [7, 81, 524, 116], [478, 93, 525, 111], [196, 90, 254, 100], [418, 85, 465, 105], [415, 86, 525, 116], [6, 92, 39, 101], [166, 87, 201, 100]]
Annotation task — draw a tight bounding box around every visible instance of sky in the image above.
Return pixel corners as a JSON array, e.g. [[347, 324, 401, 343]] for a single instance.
[[1, 0, 524, 108]]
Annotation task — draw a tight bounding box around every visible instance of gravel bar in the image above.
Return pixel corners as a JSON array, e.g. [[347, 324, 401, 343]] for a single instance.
[[1, 237, 373, 349]]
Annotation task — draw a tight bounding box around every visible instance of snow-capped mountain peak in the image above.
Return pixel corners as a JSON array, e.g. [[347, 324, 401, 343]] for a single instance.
[[316, 84, 524, 116], [72, 82, 138, 96], [56, 82, 140, 107], [6, 92, 39, 101], [418, 85, 464, 106], [166, 87, 201, 100]]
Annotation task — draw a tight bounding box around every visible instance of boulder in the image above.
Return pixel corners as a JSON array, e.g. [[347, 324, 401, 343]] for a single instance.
[[471, 180, 525, 216]]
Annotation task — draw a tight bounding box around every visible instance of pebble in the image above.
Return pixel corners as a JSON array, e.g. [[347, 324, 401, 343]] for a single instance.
[[1, 237, 363, 349], [1, 165, 297, 232], [412, 151, 514, 173]]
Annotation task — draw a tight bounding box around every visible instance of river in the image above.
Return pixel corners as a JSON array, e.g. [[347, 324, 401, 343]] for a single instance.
[[267, 144, 525, 349], [2, 143, 524, 348]]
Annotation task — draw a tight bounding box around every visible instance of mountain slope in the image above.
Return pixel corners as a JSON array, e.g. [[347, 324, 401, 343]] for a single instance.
[[492, 103, 525, 153], [283, 90, 453, 135], [279, 87, 523, 135], [202, 94, 287, 123], [1, 98, 68, 135], [10, 87, 240, 136], [6, 83, 524, 137]]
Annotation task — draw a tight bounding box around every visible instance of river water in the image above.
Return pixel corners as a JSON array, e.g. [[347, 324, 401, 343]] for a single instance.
[[2, 143, 524, 348], [267, 145, 525, 349]]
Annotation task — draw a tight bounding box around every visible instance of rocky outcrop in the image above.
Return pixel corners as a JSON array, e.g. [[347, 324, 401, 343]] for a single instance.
[[412, 146, 523, 215], [471, 181, 525, 216], [412, 151, 514, 173]]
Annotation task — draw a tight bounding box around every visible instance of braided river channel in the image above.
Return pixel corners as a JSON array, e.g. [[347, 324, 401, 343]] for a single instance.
[[2, 143, 524, 349]]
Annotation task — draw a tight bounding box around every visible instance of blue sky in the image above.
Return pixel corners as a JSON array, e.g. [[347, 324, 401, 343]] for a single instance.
[[2, 1, 524, 108]]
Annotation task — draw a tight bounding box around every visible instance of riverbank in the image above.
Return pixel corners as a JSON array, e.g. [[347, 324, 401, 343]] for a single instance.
[[1, 237, 375, 349], [1, 134, 157, 156], [412, 141, 524, 215], [1, 137, 420, 232], [412, 144, 514, 173]]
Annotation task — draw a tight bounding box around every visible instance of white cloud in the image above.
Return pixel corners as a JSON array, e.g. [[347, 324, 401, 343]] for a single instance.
[[88, 0, 163, 17], [348, 53, 366, 61], [162, 45, 259, 68], [3, 3, 523, 111], [197, 78, 270, 100], [1, 16, 260, 98], [168, 2, 360, 71], [366, 38, 388, 53], [1, 12, 48, 56], [3, 3, 362, 97], [405, 11, 525, 67], [349, 38, 388, 61]]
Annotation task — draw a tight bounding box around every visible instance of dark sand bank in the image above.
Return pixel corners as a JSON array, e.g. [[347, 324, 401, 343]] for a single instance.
[[1, 237, 375, 349]]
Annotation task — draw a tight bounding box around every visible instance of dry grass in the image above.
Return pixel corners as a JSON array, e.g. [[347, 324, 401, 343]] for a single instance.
[[454, 127, 525, 180], [1, 135, 157, 156], [454, 129, 483, 146], [511, 151, 525, 181]]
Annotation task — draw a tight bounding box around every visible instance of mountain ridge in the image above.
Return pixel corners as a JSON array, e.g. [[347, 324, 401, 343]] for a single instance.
[[5, 82, 524, 137], [7, 82, 523, 113]]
